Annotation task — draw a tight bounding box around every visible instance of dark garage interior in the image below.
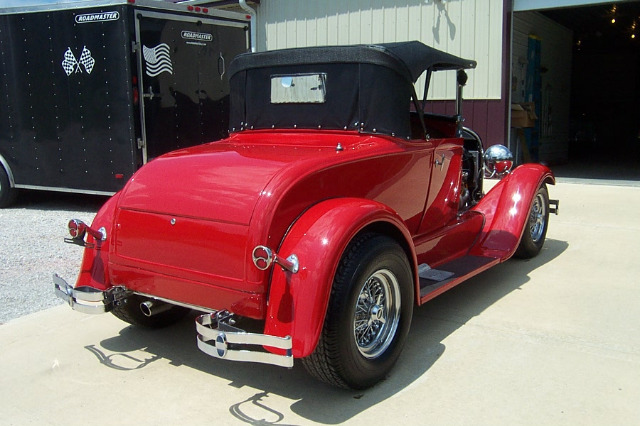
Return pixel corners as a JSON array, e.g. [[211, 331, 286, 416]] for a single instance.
[[541, 2, 640, 181]]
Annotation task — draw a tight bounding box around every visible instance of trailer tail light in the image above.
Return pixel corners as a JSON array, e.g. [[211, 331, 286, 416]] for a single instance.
[[132, 76, 139, 105], [186, 5, 209, 14]]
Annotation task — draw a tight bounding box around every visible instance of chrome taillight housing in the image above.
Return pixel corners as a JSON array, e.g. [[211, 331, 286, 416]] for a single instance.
[[67, 219, 107, 242]]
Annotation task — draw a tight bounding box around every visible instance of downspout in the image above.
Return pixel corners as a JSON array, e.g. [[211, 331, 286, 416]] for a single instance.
[[239, 0, 256, 52]]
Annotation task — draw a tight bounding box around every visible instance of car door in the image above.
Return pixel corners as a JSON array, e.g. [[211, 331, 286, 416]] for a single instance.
[[418, 138, 464, 236]]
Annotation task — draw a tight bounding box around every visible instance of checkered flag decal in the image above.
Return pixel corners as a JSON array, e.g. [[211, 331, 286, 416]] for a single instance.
[[62, 48, 79, 76], [61, 46, 95, 76], [79, 47, 95, 74]]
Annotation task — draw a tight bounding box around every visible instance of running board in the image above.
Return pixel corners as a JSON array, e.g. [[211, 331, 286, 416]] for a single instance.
[[419, 255, 500, 304]]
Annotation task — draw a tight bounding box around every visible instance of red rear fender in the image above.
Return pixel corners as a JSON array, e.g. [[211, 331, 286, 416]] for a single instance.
[[74, 194, 120, 290], [262, 198, 415, 358]]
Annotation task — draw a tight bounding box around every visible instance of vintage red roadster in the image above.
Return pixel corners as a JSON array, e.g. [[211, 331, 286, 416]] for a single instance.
[[55, 41, 558, 389]]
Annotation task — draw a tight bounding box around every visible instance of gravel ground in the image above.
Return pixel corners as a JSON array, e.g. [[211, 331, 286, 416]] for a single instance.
[[0, 191, 107, 324]]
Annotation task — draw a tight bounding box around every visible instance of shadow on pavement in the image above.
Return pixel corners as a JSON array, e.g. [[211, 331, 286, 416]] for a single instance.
[[9, 189, 107, 212], [88, 238, 568, 424]]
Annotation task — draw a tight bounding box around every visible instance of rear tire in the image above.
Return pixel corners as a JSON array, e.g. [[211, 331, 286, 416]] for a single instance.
[[0, 167, 17, 208], [303, 233, 414, 389], [515, 184, 549, 259], [111, 294, 190, 328]]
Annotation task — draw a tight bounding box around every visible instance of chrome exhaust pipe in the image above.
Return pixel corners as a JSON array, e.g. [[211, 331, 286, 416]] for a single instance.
[[140, 300, 173, 317]]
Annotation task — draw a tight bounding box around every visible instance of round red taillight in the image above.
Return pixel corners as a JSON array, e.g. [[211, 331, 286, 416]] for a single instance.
[[68, 219, 87, 239]]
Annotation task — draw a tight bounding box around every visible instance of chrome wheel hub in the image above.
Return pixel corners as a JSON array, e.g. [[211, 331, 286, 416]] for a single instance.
[[529, 192, 547, 243], [353, 269, 401, 359]]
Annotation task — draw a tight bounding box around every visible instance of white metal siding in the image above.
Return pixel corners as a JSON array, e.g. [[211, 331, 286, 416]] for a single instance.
[[256, 0, 504, 100]]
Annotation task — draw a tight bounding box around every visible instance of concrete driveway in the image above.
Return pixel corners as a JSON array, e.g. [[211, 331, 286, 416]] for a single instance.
[[1, 181, 639, 425]]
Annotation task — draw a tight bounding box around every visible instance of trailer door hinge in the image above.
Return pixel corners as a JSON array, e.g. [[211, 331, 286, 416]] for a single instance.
[[137, 138, 145, 149], [132, 41, 140, 53]]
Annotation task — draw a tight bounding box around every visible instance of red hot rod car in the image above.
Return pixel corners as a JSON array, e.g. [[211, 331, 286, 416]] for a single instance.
[[55, 41, 558, 389]]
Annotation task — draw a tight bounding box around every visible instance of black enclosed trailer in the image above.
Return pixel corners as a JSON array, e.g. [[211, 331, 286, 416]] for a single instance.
[[0, 0, 250, 207]]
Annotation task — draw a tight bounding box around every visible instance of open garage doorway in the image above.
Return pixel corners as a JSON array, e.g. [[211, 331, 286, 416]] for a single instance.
[[512, 1, 640, 182]]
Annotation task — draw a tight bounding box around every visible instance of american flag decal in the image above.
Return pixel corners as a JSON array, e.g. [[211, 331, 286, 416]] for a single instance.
[[61, 46, 95, 76], [143, 43, 173, 77]]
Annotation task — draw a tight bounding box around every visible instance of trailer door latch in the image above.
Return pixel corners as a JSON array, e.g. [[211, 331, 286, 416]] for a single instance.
[[143, 86, 160, 100]]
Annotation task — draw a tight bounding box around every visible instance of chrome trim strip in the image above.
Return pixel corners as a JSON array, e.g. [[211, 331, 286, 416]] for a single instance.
[[135, 9, 249, 29], [0, 1, 124, 15], [0, 0, 251, 22], [196, 311, 293, 368], [14, 184, 115, 196]]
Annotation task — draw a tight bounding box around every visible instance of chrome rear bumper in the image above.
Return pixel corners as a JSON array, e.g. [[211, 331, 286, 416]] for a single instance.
[[53, 274, 129, 314], [54, 274, 293, 368], [196, 310, 293, 368]]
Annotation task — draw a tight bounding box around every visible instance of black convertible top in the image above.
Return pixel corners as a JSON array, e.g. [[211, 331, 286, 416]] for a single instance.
[[228, 41, 477, 139], [228, 41, 476, 83]]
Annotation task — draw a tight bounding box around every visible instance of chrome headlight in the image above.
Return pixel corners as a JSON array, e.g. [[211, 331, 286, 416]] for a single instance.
[[484, 144, 513, 178]]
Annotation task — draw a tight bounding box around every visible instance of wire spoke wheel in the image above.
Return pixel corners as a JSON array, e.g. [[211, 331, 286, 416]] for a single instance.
[[528, 192, 547, 244], [302, 233, 413, 389], [353, 269, 401, 359], [515, 184, 550, 259]]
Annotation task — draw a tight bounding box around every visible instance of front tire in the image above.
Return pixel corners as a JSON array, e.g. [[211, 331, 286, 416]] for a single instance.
[[515, 184, 550, 259], [303, 233, 414, 389]]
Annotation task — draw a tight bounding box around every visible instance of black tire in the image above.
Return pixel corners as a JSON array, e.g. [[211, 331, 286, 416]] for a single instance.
[[514, 184, 549, 259], [302, 233, 414, 389], [111, 294, 190, 328], [0, 166, 17, 208]]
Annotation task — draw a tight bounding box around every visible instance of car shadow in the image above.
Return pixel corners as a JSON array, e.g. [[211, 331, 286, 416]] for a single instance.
[[90, 238, 568, 424]]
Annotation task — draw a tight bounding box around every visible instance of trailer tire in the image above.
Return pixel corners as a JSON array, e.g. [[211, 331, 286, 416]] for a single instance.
[[302, 233, 414, 389], [111, 294, 190, 328], [514, 184, 549, 259], [0, 166, 17, 208]]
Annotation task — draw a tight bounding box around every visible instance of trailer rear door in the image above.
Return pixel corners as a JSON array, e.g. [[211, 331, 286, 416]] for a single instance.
[[134, 11, 249, 162]]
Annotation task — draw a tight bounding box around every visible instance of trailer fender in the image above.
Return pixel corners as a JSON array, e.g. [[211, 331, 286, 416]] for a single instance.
[[74, 193, 121, 291], [0, 155, 15, 187], [262, 198, 415, 358], [0, 154, 17, 208], [470, 164, 555, 260]]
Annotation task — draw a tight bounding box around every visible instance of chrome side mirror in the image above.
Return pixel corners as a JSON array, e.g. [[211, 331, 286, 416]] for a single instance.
[[484, 144, 513, 178]]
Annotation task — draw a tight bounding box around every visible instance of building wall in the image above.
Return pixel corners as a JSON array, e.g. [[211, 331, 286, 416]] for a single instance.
[[255, 0, 504, 101], [512, 11, 572, 163]]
